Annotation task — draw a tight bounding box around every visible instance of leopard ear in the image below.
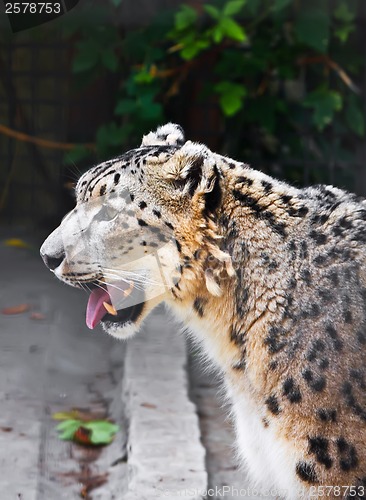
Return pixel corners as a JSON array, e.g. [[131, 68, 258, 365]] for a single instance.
[[164, 141, 222, 214], [141, 123, 185, 147]]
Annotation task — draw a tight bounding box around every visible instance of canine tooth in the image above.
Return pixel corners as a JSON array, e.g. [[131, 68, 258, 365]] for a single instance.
[[103, 302, 118, 316]]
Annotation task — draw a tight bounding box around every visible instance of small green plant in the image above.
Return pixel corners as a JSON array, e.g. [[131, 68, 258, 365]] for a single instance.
[[53, 412, 119, 446]]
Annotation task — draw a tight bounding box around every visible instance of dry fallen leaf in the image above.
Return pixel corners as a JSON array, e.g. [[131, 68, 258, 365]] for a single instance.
[[73, 426, 92, 445], [140, 402, 157, 409], [30, 312, 46, 321], [1, 304, 30, 315], [3, 238, 32, 249], [79, 472, 108, 498], [52, 410, 81, 421]]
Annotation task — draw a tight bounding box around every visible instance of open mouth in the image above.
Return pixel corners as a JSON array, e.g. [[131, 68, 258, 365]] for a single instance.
[[85, 280, 145, 330]]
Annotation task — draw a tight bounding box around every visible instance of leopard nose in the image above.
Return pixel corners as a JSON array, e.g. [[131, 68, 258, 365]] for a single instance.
[[41, 251, 65, 271]]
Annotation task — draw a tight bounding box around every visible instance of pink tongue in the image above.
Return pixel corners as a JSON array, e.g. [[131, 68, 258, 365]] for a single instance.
[[86, 288, 111, 330]]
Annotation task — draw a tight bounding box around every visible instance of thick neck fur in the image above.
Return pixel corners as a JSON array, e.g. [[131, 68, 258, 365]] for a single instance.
[[171, 162, 308, 385], [171, 157, 365, 404]]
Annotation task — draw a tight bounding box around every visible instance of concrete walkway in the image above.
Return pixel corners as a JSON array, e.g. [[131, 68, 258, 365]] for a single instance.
[[123, 315, 207, 500], [189, 352, 267, 500]]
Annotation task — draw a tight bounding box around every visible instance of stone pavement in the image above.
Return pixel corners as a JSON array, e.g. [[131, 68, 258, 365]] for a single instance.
[[123, 316, 206, 500], [189, 352, 270, 500]]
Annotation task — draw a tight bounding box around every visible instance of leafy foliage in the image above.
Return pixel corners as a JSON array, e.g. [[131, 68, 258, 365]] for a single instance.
[[304, 88, 343, 131], [63, 0, 365, 188], [214, 81, 247, 116], [54, 415, 120, 446]]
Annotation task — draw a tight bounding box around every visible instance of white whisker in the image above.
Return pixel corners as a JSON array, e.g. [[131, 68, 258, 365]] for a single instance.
[[102, 267, 163, 287], [77, 281, 89, 294], [102, 271, 163, 290], [93, 281, 109, 293], [96, 278, 134, 295]]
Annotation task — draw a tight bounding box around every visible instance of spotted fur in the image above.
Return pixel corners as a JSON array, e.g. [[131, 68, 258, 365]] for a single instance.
[[41, 123, 366, 499]]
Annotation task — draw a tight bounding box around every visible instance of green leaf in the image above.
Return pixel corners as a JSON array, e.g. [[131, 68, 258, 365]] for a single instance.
[[134, 67, 154, 84], [56, 419, 82, 440], [84, 421, 119, 433], [295, 9, 330, 53], [220, 17, 246, 42], [215, 81, 246, 116], [272, 0, 292, 12], [220, 93, 242, 115], [63, 146, 91, 165], [304, 89, 343, 130], [180, 39, 209, 60], [84, 421, 119, 445], [177, 30, 196, 46], [204, 4, 220, 19], [334, 3, 355, 22], [175, 5, 198, 31], [212, 25, 224, 43], [333, 2, 355, 42], [335, 24, 355, 43], [223, 0, 246, 17], [90, 430, 115, 444], [72, 47, 99, 73], [181, 45, 198, 60], [346, 102, 365, 137], [56, 419, 81, 431], [101, 50, 119, 71], [115, 98, 136, 115], [55, 418, 120, 445], [111, 0, 123, 5], [59, 428, 80, 441]]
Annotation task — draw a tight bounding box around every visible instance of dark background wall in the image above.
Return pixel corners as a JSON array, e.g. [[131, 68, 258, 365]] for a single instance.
[[0, 0, 365, 230]]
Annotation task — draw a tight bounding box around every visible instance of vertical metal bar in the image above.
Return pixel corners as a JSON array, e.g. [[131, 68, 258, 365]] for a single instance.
[[6, 43, 15, 226], [30, 39, 36, 226]]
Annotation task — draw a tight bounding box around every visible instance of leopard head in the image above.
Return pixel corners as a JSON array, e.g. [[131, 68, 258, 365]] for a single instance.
[[40, 124, 233, 339]]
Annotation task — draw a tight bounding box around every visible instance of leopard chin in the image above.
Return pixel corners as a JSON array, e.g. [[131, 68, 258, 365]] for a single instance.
[[100, 315, 142, 339], [100, 295, 166, 339]]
